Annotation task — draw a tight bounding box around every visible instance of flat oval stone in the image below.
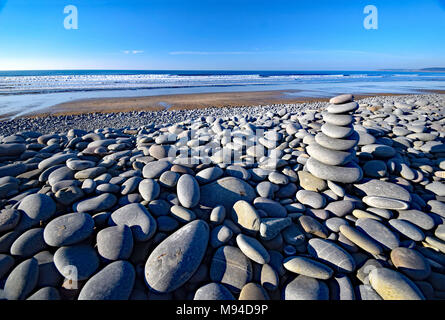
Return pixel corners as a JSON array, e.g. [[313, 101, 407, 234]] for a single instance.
[[296, 190, 326, 209], [4, 258, 39, 300], [139, 179, 160, 202], [369, 268, 425, 300], [200, 177, 256, 211], [283, 275, 329, 300], [354, 179, 412, 200], [307, 157, 363, 184], [210, 225, 233, 248], [308, 238, 356, 273], [283, 256, 333, 280], [388, 219, 425, 241], [210, 245, 253, 292], [170, 205, 196, 223], [321, 123, 353, 139], [239, 282, 269, 300], [0, 143, 26, 157], [195, 166, 224, 184], [253, 197, 287, 218], [325, 200, 354, 217], [54, 245, 99, 281], [97, 225, 134, 260], [48, 166, 74, 186], [329, 94, 354, 104], [339, 225, 383, 255], [16, 193, 56, 231], [315, 131, 359, 151], [397, 210, 435, 230], [0, 208, 21, 233], [231, 200, 261, 232], [78, 260, 135, 300], [142, 160, 172, 179], [145, 220, 209, 293], [177, 174, 200, 208], [323, 112, 354, 126], [43, 212, 94, 247], [356, 218, 400, 250], [261, 263, 279, 290], [307, 142, 353, 166], [236, 234, 270, 264], [0, 163, 27, 178], [38, 153, 76, 171], [390, 247, 431, 281], [66, 159, 95, 171], [363, 196, 409, 210], [326, 101, 358, 114], [298, 171, 327, 192], [73, 193, 117, 213], [194, 282, 235, 300], [110, 203, 157, 242], [10, 228, 46, 257]]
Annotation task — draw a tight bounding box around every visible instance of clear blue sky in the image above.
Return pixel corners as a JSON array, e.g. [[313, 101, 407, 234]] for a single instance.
[[0, 0, 444, 70]]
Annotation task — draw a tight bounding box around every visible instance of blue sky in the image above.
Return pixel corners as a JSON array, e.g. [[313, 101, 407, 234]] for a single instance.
[[0, 0, 444, 70]]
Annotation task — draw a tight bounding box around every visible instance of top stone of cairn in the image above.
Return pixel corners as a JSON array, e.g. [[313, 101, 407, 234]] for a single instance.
[[329, 94, 354, 105]]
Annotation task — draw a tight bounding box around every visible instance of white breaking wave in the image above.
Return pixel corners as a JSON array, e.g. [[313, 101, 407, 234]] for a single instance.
[[0, 73, 383, 94]]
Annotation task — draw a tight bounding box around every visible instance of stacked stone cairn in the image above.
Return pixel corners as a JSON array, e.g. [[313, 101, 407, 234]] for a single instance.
[[306, 94, 363, 184]]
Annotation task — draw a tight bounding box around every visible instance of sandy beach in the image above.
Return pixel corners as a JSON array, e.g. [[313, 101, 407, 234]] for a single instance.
[[20, 90, 419, 118]]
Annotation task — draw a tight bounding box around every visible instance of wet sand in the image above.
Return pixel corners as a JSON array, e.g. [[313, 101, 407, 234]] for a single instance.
[[24, 89, 418, 118]]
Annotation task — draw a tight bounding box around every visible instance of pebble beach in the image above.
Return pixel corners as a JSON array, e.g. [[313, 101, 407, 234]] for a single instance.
[[0, 93, 445, 300]]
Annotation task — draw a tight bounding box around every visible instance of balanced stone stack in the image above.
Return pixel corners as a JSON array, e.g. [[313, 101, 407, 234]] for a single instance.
[[306, 94, 363, 184]]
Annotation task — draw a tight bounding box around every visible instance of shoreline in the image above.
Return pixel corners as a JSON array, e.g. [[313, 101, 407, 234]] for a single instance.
[[1, 92, 444, 137], [8, 89, 444, 120]]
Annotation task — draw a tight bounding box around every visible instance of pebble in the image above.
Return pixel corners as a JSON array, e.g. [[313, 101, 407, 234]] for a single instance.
[[139, 179, 160, 202], [296, 190, 326, 209], [96, 225, 134, 260], [308, 238, 356, 273], [369, 268, 425, 300], [231, 200, 261, 231], [200, 177, 256, 211], [210, 245, 252, 292], [0, 209, 21, 233], [177, 174, 200, 208], [110, 203, 157, 242], [73, 193, 117, 213], [54, 245, 100, 281], [355, 218, 400, 250], [194, 283, 235, 300], [306, 157, 363, 183], [390, 247, 431, 280], [239, 282, 269, 300], [10, 228, 47, 257], [236, 233, 270, 264], [4, 258, 39, 300], [283, 256, 333, 279], [283, 275, 329, 300], [145, 220, 209, 293], [16, 193, 56, 231], [78, 260, 135, 300], [43, 212, 94, 247]]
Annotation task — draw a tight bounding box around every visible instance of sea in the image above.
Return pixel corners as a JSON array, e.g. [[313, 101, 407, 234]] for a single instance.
[[0, 70, 444, 119]]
